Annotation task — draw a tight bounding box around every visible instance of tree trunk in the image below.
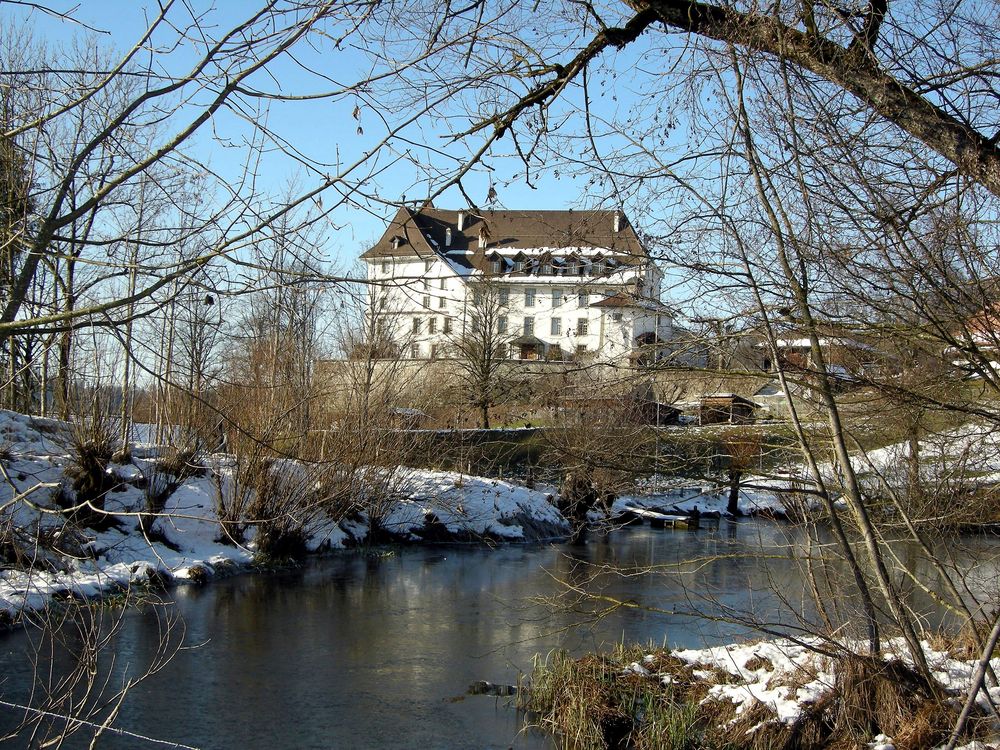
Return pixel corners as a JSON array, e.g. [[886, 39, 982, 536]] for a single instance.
[[727, 468, 741, 515]]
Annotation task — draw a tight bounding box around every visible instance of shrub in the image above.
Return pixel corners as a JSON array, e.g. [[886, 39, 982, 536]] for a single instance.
[[139, 445, 202, 543], [64, 413, 121, 531]]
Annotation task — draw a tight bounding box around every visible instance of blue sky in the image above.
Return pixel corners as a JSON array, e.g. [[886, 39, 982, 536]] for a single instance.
[[8, 1, 655, 272]]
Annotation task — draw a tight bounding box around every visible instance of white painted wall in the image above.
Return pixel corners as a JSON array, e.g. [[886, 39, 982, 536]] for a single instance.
[[366, 251, 670, 362]]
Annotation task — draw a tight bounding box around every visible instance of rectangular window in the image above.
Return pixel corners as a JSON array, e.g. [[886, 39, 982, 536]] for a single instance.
[[439, 277, 447, 289], [523, 317, 534, 335], [473, 289, 483, 306], [551, 289, 562, 306], [499, 287, 509, 306], [410, 343, 421, 358], [438, 295, 446, 309], [425, 260, 433, 272], [380, 261, 389, 274], [378, 296, 387, 310], [412, 317, 422, 334], [429, 318, 437, 334], [539, 262, 552, 275], [550, 318, 562, 336], [422, 295, 431, 308], [578, 292, 589, 308], [498, 316, 508, 334], [612, 312, 623, 323], [430, 344, 439, 359], [490, 259, 502, 274], [576, 344, 587, 355], [513, 259, 525, 273], [443, 317, 453, 334], [524, 288, 536, 307], [576, 318, 589, 336]]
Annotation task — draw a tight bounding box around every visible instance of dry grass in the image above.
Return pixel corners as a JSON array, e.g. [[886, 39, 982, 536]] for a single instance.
[[520, 646, 721, 749], [743, 655, 774, 673], [824, 656, 955, 750], [717, 702, 787, 750], [519, 646, 984, 750]]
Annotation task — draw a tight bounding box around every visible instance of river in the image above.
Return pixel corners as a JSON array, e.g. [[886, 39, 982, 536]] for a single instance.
[[0, 519, 988, 749]]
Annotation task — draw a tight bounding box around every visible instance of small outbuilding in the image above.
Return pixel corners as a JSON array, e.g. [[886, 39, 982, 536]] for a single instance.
[[699, 393, 758, 425]]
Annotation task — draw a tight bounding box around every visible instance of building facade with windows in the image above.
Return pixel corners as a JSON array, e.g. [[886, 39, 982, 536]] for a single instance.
[[360, 206, 681, 362]]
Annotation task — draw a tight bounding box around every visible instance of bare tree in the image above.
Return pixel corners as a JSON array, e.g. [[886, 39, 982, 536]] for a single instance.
[[448, 279, 514, 429]]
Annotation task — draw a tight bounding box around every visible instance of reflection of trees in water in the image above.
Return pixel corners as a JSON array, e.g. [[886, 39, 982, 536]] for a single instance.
[[5, 524, 999, 747]]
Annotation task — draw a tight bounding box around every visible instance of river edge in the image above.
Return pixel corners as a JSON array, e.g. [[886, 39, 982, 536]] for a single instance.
[[1, 407, 798, 629], [516, 638, 1000, 750]]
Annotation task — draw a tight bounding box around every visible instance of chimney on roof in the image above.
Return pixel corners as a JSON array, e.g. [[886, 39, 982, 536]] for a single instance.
[[445, 227, 452, 246], [613, 210, 622, 233], [457, 211, 465, 231]]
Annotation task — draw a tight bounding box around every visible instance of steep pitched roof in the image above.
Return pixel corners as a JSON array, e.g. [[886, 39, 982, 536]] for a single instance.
[[359, 206, 438, 260], [361, 207, 647, 271]]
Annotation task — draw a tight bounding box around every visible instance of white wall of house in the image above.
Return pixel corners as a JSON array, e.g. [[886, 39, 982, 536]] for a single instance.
[[366, 252, 670, 362]]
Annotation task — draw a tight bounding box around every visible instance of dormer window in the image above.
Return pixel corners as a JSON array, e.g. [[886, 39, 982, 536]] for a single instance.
[[486, 251, 504, 275], [513, 259, 525, 273]]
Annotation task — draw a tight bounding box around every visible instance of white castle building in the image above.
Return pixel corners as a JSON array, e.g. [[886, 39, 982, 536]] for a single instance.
[[360, 206, 681, 363]]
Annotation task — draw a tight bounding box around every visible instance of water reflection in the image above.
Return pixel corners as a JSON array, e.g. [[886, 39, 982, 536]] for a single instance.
[[0, 520, 998, 749]]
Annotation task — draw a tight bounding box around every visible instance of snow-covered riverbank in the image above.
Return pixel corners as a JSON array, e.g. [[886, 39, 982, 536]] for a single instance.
[[524, 636, 999, 750], [0, 410, 575, 622], [1, 407, 819, 624]]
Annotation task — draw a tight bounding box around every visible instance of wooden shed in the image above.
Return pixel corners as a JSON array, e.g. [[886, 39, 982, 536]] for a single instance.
[[699, 393, 757, 425]]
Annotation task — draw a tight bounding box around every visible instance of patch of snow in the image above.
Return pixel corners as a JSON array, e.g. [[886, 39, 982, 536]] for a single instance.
[[869, 735, 896, 750], [0, 410, 572, 621]]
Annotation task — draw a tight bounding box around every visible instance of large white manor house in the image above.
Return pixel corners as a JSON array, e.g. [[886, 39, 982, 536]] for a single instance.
[[361, 205, 681, 363]]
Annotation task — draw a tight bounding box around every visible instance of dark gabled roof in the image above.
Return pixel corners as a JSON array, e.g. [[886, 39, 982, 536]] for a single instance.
[[591, 292, 633, 308], [591, 291, 675, 314], [509, 333, 547, 346], [361, 207, 648, 271], [359, 206, 438, 260]]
